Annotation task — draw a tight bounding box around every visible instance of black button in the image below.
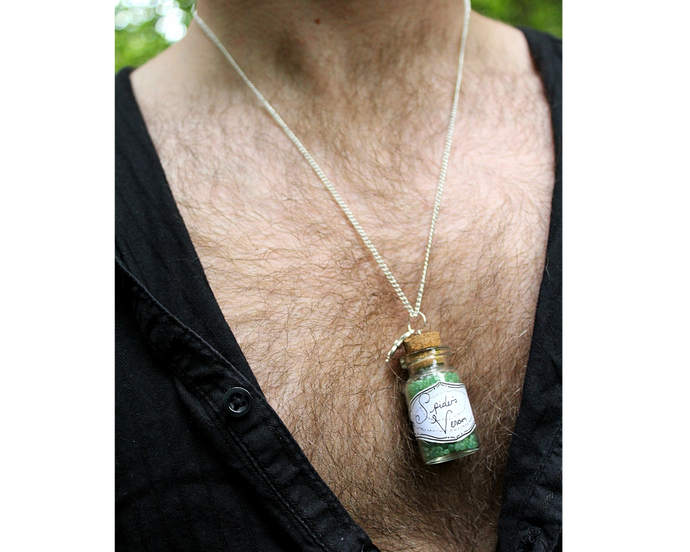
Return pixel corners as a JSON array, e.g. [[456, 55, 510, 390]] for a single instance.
[[361, 544, 380, 552], [222, 387, 252, 417]]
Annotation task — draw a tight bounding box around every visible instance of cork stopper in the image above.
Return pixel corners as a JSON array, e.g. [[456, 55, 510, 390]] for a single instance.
[[403, 332, 441, 353]]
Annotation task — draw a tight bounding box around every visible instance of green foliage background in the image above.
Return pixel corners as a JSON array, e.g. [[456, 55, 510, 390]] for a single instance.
[[116, 0, 561, 72]]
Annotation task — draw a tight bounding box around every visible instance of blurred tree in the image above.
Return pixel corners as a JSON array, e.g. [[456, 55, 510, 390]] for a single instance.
[[115, 0, 561, 72], [473, 0, 562, 38], [116, 0, 195, 72]]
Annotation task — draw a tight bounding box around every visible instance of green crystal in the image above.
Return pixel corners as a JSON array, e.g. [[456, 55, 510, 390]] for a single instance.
[[406, 355, 479, 464]]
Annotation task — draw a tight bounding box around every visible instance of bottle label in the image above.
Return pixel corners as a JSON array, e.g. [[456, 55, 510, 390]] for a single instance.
[[408, 381, 476, 443]]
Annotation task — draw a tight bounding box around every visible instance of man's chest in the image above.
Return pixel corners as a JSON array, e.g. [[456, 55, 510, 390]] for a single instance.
[[169, 175, 549, 548], [145, 81, 554, 549]]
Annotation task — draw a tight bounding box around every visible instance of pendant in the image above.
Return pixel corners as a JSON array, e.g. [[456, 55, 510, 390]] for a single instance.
[[399, 332, 480, 465]]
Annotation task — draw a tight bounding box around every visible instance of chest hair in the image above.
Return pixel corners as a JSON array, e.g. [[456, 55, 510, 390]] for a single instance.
[[143, 66, 554, 551]]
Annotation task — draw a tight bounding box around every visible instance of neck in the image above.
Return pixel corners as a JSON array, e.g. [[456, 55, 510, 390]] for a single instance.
[[191, 0, 468, 101]]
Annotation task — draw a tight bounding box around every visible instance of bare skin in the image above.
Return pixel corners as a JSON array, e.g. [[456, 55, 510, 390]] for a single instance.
[[131, 1, 555, 550]]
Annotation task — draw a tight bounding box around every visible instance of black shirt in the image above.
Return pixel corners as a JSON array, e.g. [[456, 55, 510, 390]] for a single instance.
[[116, 27, 561, 552]]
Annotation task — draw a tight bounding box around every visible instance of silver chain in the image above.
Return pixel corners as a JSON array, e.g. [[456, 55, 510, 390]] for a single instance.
[[193, 1, 471, 359]]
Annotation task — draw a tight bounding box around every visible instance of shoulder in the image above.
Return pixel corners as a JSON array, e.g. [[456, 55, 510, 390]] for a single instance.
[[520, 27, 562, 64], [116, 67, 149, 149], [519, 27, 562, 96], [466, 13, 560, 105], [115, 65, 166, 221], [115, 66, 165, 171]]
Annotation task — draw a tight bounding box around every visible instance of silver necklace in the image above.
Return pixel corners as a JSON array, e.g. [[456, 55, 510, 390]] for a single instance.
[[193, 0, 471, 362]]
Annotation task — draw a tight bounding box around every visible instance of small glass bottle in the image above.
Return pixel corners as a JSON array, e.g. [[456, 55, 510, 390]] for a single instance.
[[400, 332, 480, 465]]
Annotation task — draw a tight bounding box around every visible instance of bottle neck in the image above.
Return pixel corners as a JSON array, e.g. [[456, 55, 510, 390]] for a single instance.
[[400, 346, 451, 375]]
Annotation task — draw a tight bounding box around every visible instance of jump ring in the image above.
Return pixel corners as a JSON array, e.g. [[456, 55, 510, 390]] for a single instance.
[[407, 312, 427, 333]]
